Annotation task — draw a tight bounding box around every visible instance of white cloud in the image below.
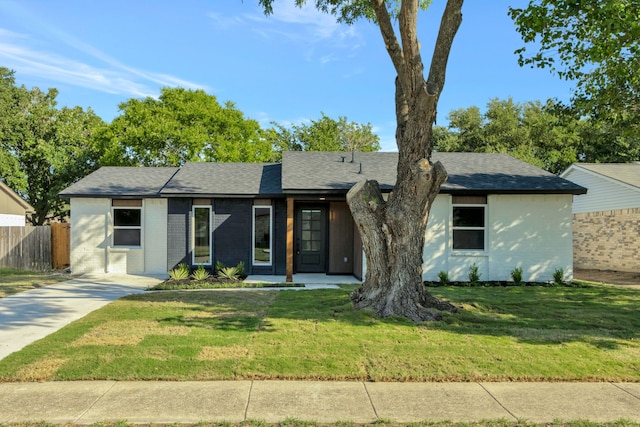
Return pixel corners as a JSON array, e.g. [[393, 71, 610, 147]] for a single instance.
[[0, 23, 208, 99], [207, 12, 244, 31], [242, 2, 364, 63]]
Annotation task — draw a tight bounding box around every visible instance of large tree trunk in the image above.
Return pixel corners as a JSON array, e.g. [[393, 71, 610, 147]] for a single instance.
[[346, 0, 463, 322], [347, 145, 455, 322]]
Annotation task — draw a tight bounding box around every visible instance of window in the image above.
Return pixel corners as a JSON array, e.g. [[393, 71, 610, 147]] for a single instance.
[[112, 200, 142, 247], [192, 206, 212, 265], [452, 196, 486, 251], [300, 209, 322, 252], [253, 205, 272, 265]]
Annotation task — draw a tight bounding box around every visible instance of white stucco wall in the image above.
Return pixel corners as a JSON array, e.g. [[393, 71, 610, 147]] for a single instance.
[[70, 198, 109, 274], [70, 198, 168, 275], [422, 194, 574, 282]]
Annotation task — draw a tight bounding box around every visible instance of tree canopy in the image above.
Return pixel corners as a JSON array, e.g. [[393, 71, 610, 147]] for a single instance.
[[267, 113, 380, 158], [510, 0, 640, 125], [0, 68, 104, 225], [96, 87, 274, 167], [435, 98, 581, 174]]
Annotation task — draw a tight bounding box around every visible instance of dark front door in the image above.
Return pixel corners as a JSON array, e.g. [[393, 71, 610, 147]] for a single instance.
[[295, 206, 327, 273]]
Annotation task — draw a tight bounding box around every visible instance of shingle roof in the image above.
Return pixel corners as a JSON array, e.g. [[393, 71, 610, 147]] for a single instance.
[[571, 163, 640, 189], [281, 151, 398, 192], [161, 162, 282, 197], [60, 152, 586, 198], [59, 167, 179, 197], [282, 151, 587, 195]]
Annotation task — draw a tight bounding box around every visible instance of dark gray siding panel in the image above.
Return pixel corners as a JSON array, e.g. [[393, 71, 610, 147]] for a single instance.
[[167, 198, 191, 269], [213, 199, 251, 271], [274, 199, 287, 275]]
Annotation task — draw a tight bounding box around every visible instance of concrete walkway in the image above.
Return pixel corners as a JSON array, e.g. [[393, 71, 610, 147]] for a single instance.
[[0, 274, 163, 360], [0, 380, 639, 424]]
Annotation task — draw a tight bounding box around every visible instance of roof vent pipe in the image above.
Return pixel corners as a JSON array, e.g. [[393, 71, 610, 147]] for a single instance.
[[359, 162, 362, 174], [351, 150, 355, 163], [341, 156, 346, 163]]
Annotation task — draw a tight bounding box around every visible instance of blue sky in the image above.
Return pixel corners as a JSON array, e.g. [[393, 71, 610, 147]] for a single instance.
[[1, 1, 575, 152]]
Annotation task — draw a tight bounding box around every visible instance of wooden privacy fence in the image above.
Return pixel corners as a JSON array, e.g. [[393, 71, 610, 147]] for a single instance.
[[0, 224, 70, 271]]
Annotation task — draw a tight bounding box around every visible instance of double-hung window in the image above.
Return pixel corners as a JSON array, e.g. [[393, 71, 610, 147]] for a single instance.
[[112, 199, 142, 247], [452, 195, 486, 251]]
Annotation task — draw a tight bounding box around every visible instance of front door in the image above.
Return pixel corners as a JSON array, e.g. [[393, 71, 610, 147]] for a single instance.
[[295, 206, 327, 273]]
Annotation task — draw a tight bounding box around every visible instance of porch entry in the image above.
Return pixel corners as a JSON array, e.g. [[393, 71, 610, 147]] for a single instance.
[[295, 206, 327, 273]]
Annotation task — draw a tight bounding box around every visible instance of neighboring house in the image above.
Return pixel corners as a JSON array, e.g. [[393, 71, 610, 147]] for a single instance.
[[0, 181, 33, 226], [561, 162, 640, 273], [60, 152, 586, 281]]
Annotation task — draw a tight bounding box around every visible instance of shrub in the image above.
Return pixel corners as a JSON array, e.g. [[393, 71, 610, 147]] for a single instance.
[[215, 260, 226, 273], [191, 264, 210, 281], [218, 266, 240, 281], [437, 271, 450, 285], [468, 263, 481, 284], [553, 268, 564, 285], [168, 263, 190, 280], [236, 261, 245, 277], [511, 266, 523, 285]]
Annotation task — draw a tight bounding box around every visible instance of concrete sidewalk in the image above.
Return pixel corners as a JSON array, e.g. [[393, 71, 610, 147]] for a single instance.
[[0, 381, 639, 424]]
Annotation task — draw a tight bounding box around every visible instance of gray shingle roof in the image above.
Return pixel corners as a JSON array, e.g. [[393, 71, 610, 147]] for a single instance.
[[60, 152, 586, 198], [571, 163, 640, 189], [59, 167, 179, 197], [161, 162, 282, 196], [282, 151, 587, 195]]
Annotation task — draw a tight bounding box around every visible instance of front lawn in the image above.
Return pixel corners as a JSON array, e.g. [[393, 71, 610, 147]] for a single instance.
[[0, 268, 71, 298], [0, 283, 638, 382]]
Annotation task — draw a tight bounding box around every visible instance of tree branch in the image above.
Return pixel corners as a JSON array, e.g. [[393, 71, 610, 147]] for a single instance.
[[399, 0, 421, 97], [426, 0, 463, 98], [370, 0, 406, 80]]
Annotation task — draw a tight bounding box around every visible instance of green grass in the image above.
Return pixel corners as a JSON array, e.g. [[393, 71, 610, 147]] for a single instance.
[[0, 284, 638, 382], [0, 268, 71, 298]]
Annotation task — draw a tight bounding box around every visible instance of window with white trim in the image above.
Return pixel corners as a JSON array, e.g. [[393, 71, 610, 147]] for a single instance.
[[252, 205, 272, 266], [112, 199, 142, 247], [452, 195, 486, 251], [192, 205, 212, 265]]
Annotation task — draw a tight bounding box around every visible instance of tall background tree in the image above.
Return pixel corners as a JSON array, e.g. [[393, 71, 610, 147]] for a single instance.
[[268, 113, 380, 159], [435, 98, 581, 174], [510, 0, 640, 162], [0, 68, 103, 225], [97, 87, 274, 167], [260, 0, 462, 321]]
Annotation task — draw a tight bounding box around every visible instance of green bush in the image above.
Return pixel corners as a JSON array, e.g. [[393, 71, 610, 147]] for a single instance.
[[553, 268, 564, 285], [191, 264, 210, 281], [437, 271, 450, 285], [168, 263, 190, 280], [236, 261, 245, 276], [218, 266, 240, 281], [215, 260, 226, 273], [468, 263, 481, 284], [511, 266, 523, 285]]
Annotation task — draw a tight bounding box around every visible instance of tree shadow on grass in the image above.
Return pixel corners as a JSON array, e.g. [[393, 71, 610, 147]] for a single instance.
[[430, 285, 640, 349], [127, 284, 640, 348]]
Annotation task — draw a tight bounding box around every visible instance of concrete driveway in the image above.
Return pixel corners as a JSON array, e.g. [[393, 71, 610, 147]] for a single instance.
[[0, 274, 163, 361]]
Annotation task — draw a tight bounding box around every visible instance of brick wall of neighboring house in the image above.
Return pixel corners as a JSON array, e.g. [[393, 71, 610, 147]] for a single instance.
[[573, 208, 640, 273]]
